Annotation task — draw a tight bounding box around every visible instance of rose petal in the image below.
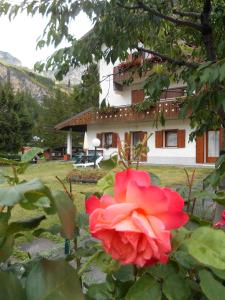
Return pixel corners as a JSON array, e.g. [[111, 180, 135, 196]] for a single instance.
[[100, 195, 116, 208], [163, 188, 185, 211], [126, 181, 168, 214], [85, 195, 100, 215], [156, 211, 189, 230], [115, 169, 150, 202], [131, 211, 156, 238], [113, 218, 141, 232]]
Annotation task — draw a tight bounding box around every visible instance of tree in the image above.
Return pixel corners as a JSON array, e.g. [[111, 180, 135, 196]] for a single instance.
[[71, 64, 100, 110], [0, 83, 34, 152], [1, 0, 223, 135], [34, 89, 76, 148], [31, 63, 99, 149], [1, 0, 224, 152]]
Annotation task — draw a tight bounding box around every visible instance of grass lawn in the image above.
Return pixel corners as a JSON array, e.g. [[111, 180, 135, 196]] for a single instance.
[[0, 161, 211, 238]]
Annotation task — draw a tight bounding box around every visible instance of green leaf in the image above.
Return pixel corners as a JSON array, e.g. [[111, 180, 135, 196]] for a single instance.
[[145, 263, 177, 280], [172, 227, 191, 251], [211, 268, 225, 280], [192, 190, 216, 201], [189, 214, 212, 226], [25, 259, 84, 300], [52, 190, 75, 239], [33, 224, 61, 237], [0, 235, 14, 262], [213, 190, 225, 205], [185, 227, 225, 270], [126, 274, 161, 300], [0, 178, 49, 206], [96, 251, 120, 273], [199, 270, 225, 300], [0, 157, 20, 166], [0, 212, 10, 244], [97, 171, 115, 196], [77, 212, 89, 229], [163, 273, 191, 300], [7, 215, 46, 234], [173, 250, 199, 269], [100, 155, 118, 169], [0, 271, 25, 300], [113, 265, 135, 282], [21, 147, 43, 162], [86, 283, 114, 300]]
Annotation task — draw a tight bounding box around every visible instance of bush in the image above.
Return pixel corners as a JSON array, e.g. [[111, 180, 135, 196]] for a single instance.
[[0, 153, 21, 161]]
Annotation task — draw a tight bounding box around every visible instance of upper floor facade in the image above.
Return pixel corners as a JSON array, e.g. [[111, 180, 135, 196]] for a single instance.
[[99, 51, 186, 108]]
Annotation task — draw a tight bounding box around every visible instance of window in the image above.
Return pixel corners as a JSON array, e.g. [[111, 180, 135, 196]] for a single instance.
[[104, 133, 113, 148], [165, 130, 178, 147], [132, 132, 141, 147], [208, 130, 220, 157]]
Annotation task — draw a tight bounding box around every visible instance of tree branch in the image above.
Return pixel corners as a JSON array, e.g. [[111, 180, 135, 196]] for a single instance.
[[137, 47, 198, 68], [200, 0, 216, 61], [116, 2, 140, 10], [117, 1, 204, 32], [137, 1, 203, 31], [172, 10, 201, 18]]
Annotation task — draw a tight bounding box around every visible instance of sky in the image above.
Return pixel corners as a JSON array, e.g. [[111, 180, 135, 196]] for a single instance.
[[0, 10, 92, 69]]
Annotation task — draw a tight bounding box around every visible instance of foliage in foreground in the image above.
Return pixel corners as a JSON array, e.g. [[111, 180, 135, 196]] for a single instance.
[[0, 152, 225, 299]]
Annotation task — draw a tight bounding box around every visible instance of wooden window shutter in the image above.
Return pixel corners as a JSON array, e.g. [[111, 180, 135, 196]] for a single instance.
[[131, 90, 145, 104], [220, 128, 224, 150], [96, 133, 103, 147], [177, 130, 185, 148], [196, 135, 204, 163], [112, 133, 118, 148], [124, 132, 131, 161], [155, 131, 163, 148], [139, 131, 148, 162]]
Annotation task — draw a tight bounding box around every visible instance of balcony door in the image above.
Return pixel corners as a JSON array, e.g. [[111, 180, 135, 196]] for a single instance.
[[206, 130, 220, 163], [196, 130, 221, 163]]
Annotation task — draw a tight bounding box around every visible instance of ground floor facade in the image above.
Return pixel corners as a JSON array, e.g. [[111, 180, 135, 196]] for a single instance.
[[85, 119, 221, 166]]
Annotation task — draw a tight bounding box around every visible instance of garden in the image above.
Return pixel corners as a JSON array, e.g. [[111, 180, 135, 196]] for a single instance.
[[1, 150, 225, 299], [0, 0, 225, 299]]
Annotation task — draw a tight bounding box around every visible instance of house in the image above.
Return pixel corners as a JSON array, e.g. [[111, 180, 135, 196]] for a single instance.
[[55, 53, 222, 165]]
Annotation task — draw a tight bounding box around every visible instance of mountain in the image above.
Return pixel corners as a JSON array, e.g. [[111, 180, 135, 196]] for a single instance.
[[0, 51, 84, 101], [0, 51, 21, 66], [0, 54, 56, 101]]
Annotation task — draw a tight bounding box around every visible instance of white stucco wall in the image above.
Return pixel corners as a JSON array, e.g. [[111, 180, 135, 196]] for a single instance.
[[99, 57, 134, 107], [87, 119, 197, 165]]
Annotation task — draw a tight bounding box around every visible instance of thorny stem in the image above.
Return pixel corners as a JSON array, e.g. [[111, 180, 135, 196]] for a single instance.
[[11, 165, 19, 185], [184, 168, 196, 213], [55, 176, 73, 200], [78, 251, 100, 277]]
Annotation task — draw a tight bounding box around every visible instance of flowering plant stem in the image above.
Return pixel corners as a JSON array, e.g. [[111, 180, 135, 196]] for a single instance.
[[78, 251, 101, 277]]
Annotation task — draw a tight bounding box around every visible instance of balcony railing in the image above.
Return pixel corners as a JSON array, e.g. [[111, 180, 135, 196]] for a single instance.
[[94, 100, 182, 123], [55, 99, 183, 131], [113, 55, 162, 86]]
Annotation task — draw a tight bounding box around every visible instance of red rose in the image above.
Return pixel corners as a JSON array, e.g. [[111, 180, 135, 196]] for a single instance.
[[213, 210, 225, 229], [86, 169, 189, 267]]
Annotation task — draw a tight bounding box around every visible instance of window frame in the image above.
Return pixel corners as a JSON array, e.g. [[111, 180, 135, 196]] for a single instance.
[[104, 132, 113, 148], [165, 130, 178, 148]]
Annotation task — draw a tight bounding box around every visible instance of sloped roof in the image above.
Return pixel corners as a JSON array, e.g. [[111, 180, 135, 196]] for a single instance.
[[55, 107, 94, 130]]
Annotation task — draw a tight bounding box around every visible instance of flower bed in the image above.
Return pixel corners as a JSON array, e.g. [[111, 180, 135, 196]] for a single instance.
[[67, 168, 107, 183]]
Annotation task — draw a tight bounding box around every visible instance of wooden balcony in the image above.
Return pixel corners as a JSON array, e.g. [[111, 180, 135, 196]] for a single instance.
[[95, 100, 182, 123], [55, 99, 183, 131], [113, 55, 162, 86]]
